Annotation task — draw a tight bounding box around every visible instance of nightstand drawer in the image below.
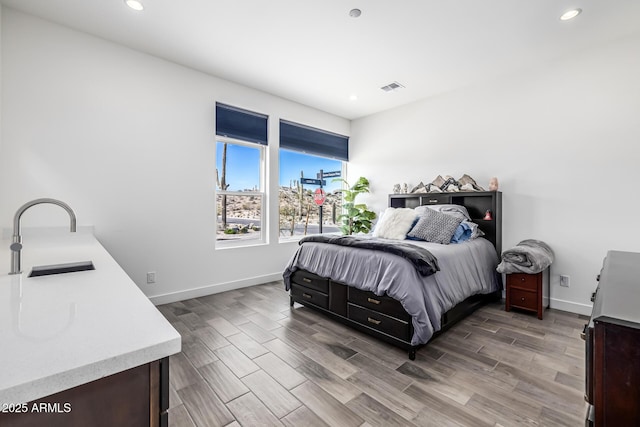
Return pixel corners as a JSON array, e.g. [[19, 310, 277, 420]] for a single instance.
[[506, 273, 539, 291], [291, 270, 329, 294], [291, 283, 329, 309], [347, 303, 411, 341], [508, 288, 537, 311], [347, 288, 410, 322]]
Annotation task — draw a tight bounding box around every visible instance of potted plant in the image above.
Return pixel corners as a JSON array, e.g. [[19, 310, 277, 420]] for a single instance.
[[333, 176, 376, 235]]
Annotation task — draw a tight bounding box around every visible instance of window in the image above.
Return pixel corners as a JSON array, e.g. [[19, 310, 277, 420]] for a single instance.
[[279, 120, 349, 240], [215, 103, 267, 246]]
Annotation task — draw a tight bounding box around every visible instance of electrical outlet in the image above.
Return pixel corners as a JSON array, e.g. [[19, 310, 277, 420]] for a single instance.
[[146, 271, 156, 284], [560, 275, 570, 287]]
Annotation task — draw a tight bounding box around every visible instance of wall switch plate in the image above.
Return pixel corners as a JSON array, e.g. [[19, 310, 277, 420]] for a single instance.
[[146, 271, 156, 284], [560, 275, 570, 287]]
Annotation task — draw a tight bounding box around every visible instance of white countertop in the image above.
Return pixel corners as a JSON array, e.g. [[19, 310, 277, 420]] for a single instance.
[[0, 228, 181, 405]]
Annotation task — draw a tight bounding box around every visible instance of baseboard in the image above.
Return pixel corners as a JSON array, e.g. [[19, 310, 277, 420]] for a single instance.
[[501, 290, 592, 316], [549, 297, 593, 316], [148, 273, 283, 305], [151, 276, 594, 315]]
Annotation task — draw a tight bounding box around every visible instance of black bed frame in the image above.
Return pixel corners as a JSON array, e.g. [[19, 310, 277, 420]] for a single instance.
[[289, 191, 502, 360]]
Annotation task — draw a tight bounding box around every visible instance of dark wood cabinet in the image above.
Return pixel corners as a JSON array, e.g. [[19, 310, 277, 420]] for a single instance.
[[584, 251, 640, 426], [0, 358, 170, 427], [505, 268, 549, 319]]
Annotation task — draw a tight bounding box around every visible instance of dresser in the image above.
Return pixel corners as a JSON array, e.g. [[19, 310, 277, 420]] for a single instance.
[[584, 250, 640, 426]]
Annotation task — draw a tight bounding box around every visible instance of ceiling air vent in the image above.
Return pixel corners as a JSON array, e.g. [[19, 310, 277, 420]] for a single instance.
[[380, 81, 405, 92]]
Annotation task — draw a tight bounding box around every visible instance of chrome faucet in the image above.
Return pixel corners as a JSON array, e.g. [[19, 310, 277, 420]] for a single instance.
[[9, 198, 77, 275]]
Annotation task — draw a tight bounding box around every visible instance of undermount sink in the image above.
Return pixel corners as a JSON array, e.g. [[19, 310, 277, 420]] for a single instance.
[[29, 261, 95, 277]]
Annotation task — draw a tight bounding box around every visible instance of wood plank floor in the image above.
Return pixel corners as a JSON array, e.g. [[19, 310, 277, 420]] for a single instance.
[[158, 281, 588, 426]]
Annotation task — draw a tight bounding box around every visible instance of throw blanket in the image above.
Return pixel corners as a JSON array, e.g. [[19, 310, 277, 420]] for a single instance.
[[298, 235, 440, 276], [497, 239, 554, 274]]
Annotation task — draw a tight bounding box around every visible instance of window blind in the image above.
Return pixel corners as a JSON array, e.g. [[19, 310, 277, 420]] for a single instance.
[[216, 103, 268, 145], [280, 120, 349, 161]]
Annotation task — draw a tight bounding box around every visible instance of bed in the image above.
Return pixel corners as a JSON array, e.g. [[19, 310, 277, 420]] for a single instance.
[[283, 191, 502, 360]]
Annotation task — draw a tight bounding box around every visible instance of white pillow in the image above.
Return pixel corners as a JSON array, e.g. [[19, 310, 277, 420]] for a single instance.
[[372, 208, 417, 240]]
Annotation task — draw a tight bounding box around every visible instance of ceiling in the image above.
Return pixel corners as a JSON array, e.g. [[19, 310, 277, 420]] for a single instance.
[[2, 1, 640, 120]]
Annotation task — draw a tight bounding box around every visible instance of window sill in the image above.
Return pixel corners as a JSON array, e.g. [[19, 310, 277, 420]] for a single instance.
[[278, 231, 341, 244], [215, 239, 267, 250]]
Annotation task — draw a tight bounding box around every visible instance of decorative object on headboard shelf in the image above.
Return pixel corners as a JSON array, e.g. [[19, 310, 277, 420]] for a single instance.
[[409, 182, 426, 193], [441, 175, 459, 192], [393, 183, 401, 194], [410, 174, 485, 194], [458, 174, 485, 191], [432, 175, 446, 188], [489, 176, 499, 191], [483, 210, 493, 220], [402, 183, 408, 193]]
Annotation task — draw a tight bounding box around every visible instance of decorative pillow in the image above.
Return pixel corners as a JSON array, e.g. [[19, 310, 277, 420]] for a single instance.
[[415, 204, 471, 221], [372, 208, 417, 240], [407, 208, 463, 244]]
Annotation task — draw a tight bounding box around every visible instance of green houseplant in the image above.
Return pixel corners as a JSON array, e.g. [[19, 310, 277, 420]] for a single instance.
[[333, 176, 376, 235]]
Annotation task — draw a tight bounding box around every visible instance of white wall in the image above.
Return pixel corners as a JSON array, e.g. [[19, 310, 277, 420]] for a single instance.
[[0, 6, 3, 172], [350, 32, 640, 315], [4, 7, 639, 315], [0, 8, 349, 303]]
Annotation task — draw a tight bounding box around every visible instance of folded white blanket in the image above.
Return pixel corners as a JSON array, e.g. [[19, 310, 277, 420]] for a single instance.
[[496, 239, 554, 274]]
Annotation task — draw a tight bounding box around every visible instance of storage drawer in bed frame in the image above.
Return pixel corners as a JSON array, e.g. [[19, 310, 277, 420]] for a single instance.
[[290, 276, 418, 358], [347, 287, 411, 322], [347, 303, 412, 342], [290, 282, 329, 309], [289, 274, 499, 360], [290, 270, 329, 294]]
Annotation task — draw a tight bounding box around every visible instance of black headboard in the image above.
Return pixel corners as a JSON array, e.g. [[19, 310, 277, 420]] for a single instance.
[[388, 191, 502, 257]]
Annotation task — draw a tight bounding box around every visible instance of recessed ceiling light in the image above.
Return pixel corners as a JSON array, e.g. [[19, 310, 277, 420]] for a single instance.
[[560, 8, 581, 21], [125, 0, 144, 11], [349, 9, 362, 18], [349, 94, 358, 101]]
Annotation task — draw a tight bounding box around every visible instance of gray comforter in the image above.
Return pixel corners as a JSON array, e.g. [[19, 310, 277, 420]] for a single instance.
[[297, 235, 439, 276], [496, 239, 554, 274], [283, 237, 500, 346]]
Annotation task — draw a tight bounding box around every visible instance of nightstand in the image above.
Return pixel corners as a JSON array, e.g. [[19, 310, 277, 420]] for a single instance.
[[505, 268, 550, 319]]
